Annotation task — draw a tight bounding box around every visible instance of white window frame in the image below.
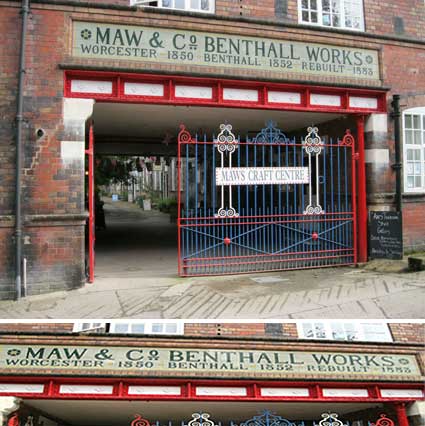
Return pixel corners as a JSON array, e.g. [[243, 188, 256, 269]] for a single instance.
[[297, 321, 393, 342], [73, 322, 106, 332], [109, 321, 184, 335], [297, 0, 365, 31], [130, 0, 215, 13], [403, 107, 425, 193]]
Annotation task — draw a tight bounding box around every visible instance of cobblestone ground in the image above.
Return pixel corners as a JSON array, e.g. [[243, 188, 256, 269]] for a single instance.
[[1, 199, 423, 319]]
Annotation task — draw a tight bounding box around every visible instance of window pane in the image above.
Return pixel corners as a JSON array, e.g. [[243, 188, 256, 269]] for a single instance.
[[413, 115, 420, 128], [302, 323, 314, 338], [331, 322, 345, 340], [165, 323, 178, 333], [190, 0, 199, 8], [407, 176, 414, 188], [414, 131, 421, 144], [302, 0, 308, 8], [200, 0, 209, 10], [362, 323, 391, 342], [152, 323, 164, 333], [415, 176, 422, 187], [302, 10, 309, 21], [131, 323, 145, 333], [332, 14, 340, 26], [344, 323, 359, 340], [311, 0, 317, 9], [405, 115, 412, 128], [114, 324, 128, 333], [314, 322, 326, 338], [323, 13, 331, 25], [323, 0, 330, 11], [407, 163, 414, 174], [174, 0, 185, 8], [406, 130, 413, 145], [311, 12, 318, 22]]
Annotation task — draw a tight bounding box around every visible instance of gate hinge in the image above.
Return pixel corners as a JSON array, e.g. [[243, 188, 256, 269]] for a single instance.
[[353, 152, 360, 160]]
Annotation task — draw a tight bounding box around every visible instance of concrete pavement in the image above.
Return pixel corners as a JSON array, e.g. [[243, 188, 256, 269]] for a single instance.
[[0, 264, 423, 319], [1, 198, 423, 319]]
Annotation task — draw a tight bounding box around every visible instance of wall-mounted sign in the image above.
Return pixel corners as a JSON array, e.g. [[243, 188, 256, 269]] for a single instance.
[[216, 167, 309, 186], [72, 21, 380, 81], [369, 211, 403, 260], [0, 344, 421, 381]]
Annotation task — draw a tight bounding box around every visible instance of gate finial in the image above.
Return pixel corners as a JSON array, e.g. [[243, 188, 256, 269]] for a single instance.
[[370, 414, 394, 426], [340, 129, 355, 146], [131, 414, 150, 426], [178, 124, 194, 144], [316, 413, 347, 426]]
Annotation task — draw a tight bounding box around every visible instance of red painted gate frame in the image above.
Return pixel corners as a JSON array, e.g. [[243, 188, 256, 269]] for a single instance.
[[65, 70, 388, 279]]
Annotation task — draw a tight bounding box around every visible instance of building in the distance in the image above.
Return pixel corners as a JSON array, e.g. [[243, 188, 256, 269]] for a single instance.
[[1, 0, 425, 299], [0, 322, 424, 426]]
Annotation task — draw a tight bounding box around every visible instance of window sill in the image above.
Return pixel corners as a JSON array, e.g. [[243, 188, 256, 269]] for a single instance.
[[298, 21, 364, 33], [134, 5, 215, 16]]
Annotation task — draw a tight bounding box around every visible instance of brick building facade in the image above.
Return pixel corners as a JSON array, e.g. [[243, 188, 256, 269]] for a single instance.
[[1, 0, 425, 298], [0, 321, 423, 426]]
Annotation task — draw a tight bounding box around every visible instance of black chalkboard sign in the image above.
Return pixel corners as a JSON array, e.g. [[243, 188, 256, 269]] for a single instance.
[[369, 211, 403, 260]]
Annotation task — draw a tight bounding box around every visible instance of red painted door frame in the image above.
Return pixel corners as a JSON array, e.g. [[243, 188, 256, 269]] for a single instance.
[[67, 71, 386, 276]]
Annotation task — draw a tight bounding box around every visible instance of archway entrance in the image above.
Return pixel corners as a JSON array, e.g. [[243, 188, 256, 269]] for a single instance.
[[66, 71, 387, 282]]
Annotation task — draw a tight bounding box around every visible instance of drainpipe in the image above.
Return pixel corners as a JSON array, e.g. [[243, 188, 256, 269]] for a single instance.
[[14, 0, 30, 300], [391, 94, 402, 212]]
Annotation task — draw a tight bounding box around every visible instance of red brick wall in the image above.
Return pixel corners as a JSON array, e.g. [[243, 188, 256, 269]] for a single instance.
[[184, 323, 298, 338], [363, 0, 425, 39], [402, 203, 425, 252], [0, 323, 74, 333], [389, 323, 425, 344]]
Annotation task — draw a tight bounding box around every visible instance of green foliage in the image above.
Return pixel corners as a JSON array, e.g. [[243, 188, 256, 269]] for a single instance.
[[157, 198, 178, 213], [95, 156, 136, 188]]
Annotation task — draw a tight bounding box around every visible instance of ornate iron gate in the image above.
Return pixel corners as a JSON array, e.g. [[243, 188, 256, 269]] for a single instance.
[[177, 121, 357, 276], [132, 411, 395, 426]]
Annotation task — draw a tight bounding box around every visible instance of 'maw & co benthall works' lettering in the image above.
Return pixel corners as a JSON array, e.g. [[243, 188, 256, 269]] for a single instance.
[[73, 22, 380, 81], [0, 345, 420, 379]]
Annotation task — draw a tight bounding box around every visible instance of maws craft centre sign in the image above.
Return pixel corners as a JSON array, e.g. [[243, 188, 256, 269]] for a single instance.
[[216, 167, 309, 186], [0, 345, 421, 380], [73, 21, 380, 81]]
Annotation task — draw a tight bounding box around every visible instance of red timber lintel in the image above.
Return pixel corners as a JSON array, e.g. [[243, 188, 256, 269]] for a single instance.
[[64, 70, 387, 114], [0, 377, 423, 402]]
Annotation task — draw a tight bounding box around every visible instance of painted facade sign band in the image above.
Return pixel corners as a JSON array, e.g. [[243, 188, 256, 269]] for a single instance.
[[216, 167, 309, 186], [73, 22, 380, 81], [0, 345, 421, 380]]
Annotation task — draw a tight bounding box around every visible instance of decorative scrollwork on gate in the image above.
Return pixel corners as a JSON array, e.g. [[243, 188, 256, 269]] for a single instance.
[[238, 410, 296, 426], [340, 129, 355, 146], [370, 414, 395, 426], [215, 123, 239, 218], [185, 413, 220, 426], [131, 414, 150, 426], [303, 126, 324, 215], [252, 120, 290, 144], [315, 413, 348, 426], [178, 124, 195, 144]]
